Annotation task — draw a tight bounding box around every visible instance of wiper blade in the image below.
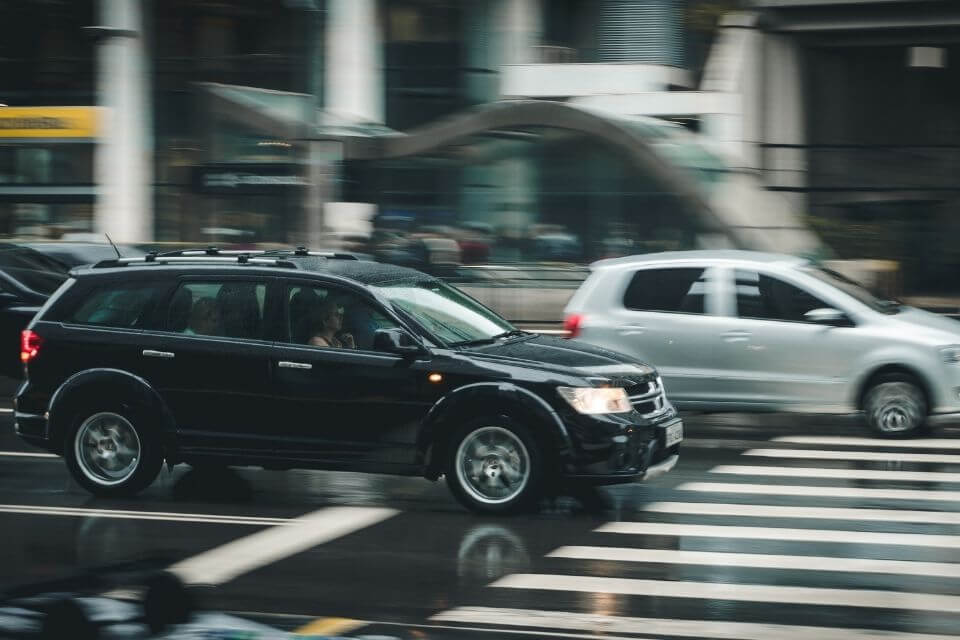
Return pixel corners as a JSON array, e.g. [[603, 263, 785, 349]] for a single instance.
[[451, 330, 528, 348], [491, 330, 528, 340]]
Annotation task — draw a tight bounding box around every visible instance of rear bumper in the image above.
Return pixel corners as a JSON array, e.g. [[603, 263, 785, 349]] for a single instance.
[[13, 411, 54, 451]]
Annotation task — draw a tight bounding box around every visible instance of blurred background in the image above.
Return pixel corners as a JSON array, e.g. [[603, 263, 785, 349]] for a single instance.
[[0, 0, 957, 324]]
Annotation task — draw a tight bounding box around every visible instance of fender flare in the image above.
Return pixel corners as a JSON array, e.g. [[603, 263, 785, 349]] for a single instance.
[[417, 381, 571, 478], [46, 368, 176, 451]]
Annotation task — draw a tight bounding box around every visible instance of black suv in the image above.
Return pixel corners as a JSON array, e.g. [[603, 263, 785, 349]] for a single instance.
[[14, 249, 682, 513]]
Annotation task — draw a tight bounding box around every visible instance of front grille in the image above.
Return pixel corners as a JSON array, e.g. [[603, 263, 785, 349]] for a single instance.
[[628, 379, 668, 419]]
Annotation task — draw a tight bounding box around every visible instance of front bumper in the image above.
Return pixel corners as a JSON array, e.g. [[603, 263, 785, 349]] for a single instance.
[[561, 411, 682, 484]]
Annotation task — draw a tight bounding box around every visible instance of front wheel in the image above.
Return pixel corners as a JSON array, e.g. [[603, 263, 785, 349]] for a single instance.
[[64, 407, 163, 497], [445, 417, 544, 514], [864, 376, 928, 438]]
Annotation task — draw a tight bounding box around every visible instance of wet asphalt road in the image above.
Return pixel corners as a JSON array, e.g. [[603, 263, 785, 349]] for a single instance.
[[2, 391, 960, 639]]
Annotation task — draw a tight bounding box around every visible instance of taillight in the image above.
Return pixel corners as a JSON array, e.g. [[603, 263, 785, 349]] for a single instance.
[[563, 314, 584, 339], [21, 330, 41, 363]]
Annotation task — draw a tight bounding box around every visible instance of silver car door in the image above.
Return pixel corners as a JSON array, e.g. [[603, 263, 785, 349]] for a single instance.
[[600, 265, 726, 406]]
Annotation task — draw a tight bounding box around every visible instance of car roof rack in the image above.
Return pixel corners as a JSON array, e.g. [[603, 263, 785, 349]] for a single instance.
[[90, 246, 360, 269], [91, 254, 297, 269]]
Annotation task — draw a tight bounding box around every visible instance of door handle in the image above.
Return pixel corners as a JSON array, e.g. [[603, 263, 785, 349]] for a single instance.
[[619, 324, 647, 335], [278, 361, 312, 370], [142, 349, 175, 359], [721, 330, 751, 343]]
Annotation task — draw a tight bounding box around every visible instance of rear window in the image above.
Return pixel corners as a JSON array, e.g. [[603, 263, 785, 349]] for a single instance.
[[623, 267, 708, 314], [69, 283, 163, 328], [0, 246, 68, 295]]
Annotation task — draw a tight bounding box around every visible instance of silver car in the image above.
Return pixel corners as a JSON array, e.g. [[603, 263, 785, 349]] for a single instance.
[[564, 250, 960, 437]]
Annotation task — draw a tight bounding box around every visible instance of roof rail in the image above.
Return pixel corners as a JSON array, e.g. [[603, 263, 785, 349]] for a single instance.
[[92, 255, 296, 269], [262, 247, 360, 260]]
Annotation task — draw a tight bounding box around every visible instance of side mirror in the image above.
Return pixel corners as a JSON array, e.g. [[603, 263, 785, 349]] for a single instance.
[[804, 307, 849, 326], [373, 328, 423, 356]]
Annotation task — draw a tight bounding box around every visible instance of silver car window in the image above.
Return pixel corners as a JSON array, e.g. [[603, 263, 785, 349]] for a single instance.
[[623, 267, 708, 314], [735, 269, 829, 322]]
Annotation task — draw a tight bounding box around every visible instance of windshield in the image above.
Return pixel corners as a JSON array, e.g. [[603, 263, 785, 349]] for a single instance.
[[373, 280, 515, 346], [0, 246, 69, 295], [801, 265, 901, 314]]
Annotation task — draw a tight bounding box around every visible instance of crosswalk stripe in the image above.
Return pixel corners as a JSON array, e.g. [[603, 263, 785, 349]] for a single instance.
[[744, 448, 960, 465], [549, 546, 960, 578], [774, 436, 960, 449], [676, 482, 960, 502], [597, 521, 960, 548], [711, 464, 960, 483], [430, 606, 960, 640], [644, 501, 960, 524], [491, 574, 960, 613]]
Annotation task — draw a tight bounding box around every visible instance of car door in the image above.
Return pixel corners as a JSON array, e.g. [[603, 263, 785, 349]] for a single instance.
[[599, 265, 727, 406], [268, 279, 430, 468], [137, 275, 280, 456], [712, 267, 863, 410]]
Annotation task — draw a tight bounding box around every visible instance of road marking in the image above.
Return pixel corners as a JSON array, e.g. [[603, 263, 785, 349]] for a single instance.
[[711, 464, 960, 483], [491, 574, 960, 613], [0, 408, 13, 413], [549, 546, 960, 578], [431, 607, 960, 640], [677, 482, 960, 502], [0, 504, 290, 526], [597, 521, 960, 548], [774, 436, 960, 449], [644, 501, 960, 525], [0, 451, 57, 458], [744, 448, 960, 464], [170, 506, 397, 585], [294, 617, 367, 636]]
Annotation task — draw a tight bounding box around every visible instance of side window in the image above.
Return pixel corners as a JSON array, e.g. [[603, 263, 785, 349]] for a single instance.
[[623, 268, 708, 314], [166, 281, 266, 339], [286, 285, 399, 351], [69, 283, 161, 328], [735, 270, 828, 322]]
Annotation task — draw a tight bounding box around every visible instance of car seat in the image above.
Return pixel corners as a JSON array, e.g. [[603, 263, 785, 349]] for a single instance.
[[216, 284, 262, 339], [168, 287, 193, 332], [289, 288, 323, 344]]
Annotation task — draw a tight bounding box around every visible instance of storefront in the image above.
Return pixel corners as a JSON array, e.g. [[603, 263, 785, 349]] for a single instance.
[[0, 106, 99, 238]]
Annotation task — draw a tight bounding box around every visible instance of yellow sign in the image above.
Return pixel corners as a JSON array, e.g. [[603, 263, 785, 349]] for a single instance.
[[0, 107, 99, 139]]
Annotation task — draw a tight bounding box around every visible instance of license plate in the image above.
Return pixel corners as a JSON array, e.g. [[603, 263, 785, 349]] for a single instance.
[[664, 422, 683, 447]]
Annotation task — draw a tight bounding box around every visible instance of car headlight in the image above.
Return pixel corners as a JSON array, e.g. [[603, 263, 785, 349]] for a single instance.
[[557, 386, 632, 414], [941, 346, 960, 364]]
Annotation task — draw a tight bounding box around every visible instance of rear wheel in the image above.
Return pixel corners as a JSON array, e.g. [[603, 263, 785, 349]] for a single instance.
[[64, 406, 163, 497], [864, 375, 928, 438], [445, 417, 544, 514]]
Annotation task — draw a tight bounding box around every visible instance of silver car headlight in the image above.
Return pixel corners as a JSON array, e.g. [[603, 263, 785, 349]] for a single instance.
[[941, 346, 960, 364], [558, 386, 632, 414]]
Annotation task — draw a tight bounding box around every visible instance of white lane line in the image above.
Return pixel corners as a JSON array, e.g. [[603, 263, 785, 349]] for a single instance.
[[597, 521, 960, 548], [549, 546, 960, 579], [711, 464, 960, 483], [774, 436, 960, 449], [0, 408, 13, 413], [170, 506, 397, 585], [745, 448, 960, 465], [0, 451, 58, 458], [677, 482, 960, 502], [0, 504, 289, 526], [644, 501, 960, 525], [431, 607, 960, 640], [491, 574, 960, 613]]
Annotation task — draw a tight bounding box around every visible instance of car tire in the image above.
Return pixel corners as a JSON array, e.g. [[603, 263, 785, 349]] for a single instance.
[[863, 374, 928, 438], [445, 416, 544, 515], [64, 404, 164, 497]]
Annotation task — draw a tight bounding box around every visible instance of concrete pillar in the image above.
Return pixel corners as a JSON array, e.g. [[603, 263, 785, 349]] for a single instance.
[[763, 33, 807, 214], [499, 0, 542, 64], [94, 0, 153, 243], [325, 0, 383, 123]]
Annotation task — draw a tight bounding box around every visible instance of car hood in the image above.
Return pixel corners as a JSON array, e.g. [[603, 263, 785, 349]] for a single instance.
[[891, 307, 960, 343], [464, 334, 657, 383]]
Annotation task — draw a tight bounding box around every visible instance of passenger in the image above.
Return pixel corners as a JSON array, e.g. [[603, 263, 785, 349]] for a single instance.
[[185, 298, 219, 336], [309, 298, 355, 349]]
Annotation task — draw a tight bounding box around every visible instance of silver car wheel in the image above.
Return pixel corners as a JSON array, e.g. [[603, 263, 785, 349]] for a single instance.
[[866, 382, 925, 434], [74, 412, 142, 486], [455, 426, 530, 505]]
